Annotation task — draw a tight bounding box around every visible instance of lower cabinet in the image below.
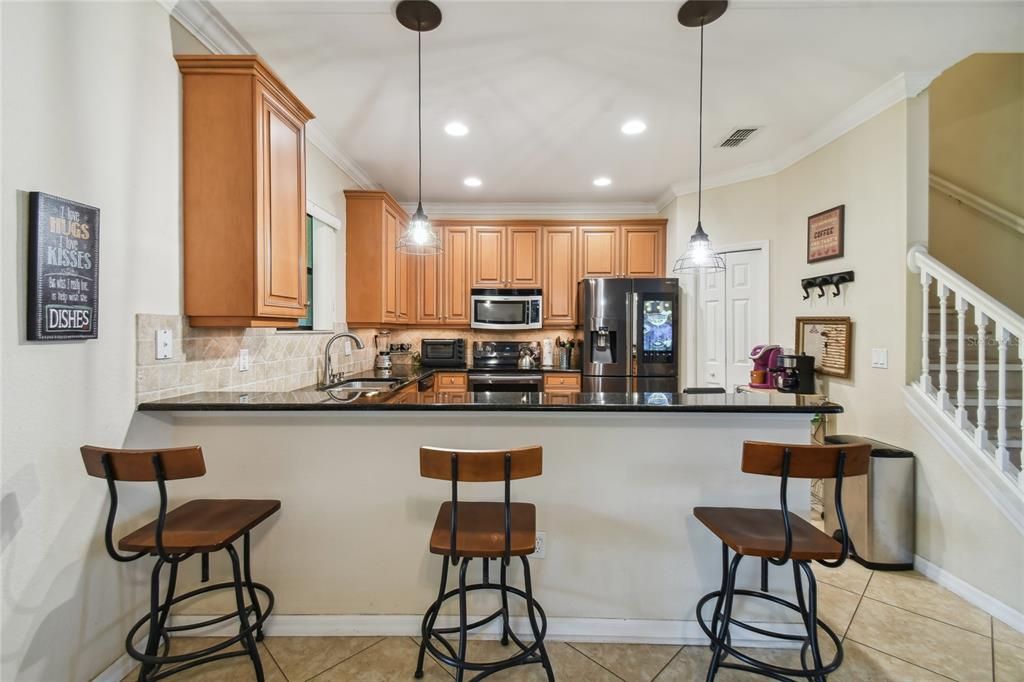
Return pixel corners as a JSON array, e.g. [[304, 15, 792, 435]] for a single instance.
[[543, 372, 581, 393], [435, 371, 468, 393]]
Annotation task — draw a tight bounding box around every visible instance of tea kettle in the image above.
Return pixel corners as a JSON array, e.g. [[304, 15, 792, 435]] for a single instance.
[[517, 346, 538, 370]]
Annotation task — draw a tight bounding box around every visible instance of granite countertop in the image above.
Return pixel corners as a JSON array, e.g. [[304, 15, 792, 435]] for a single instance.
[[138, 367, 841, 413]]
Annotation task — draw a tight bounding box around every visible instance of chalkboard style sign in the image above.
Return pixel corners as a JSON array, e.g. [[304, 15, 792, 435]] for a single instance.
[[27, 192, 100, 340]]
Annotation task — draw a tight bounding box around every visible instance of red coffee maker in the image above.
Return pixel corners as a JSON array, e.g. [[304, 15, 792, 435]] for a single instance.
[[749, 344, 783, 388]]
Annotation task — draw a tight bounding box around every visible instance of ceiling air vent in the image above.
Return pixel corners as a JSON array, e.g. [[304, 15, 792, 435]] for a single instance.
[[717, 127, 761, 148]]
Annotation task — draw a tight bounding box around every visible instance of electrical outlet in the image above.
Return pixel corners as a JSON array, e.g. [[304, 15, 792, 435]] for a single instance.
[[534, 531, 546, 559], [239, 348, 250, 372], [155, 329, 172, 360], [871, 348, 888, 369], [344, 339, 353, 356]]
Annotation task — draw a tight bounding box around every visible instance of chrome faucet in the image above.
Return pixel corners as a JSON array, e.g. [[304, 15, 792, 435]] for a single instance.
[[321, 332, 365, 388]]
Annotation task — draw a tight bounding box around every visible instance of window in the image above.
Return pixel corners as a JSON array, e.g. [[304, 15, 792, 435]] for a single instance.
[[296, 215, 314, 329], [281, 205, 339, 332]]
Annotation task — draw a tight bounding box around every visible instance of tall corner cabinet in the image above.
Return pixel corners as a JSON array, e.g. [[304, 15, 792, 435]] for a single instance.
[[177, 55, 314, 328], [345, 190, 414, 327]]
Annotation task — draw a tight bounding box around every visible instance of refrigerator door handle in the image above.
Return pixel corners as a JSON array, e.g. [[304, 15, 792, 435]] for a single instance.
[[632, 292, 639, 370]]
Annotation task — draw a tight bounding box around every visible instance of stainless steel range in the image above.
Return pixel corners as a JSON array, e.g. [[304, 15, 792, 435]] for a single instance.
[[469, 341, 543, 392]]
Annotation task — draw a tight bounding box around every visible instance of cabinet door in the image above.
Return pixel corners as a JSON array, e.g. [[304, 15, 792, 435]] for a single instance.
[[444, 226, 472, 325], [416, 246, 443, 325], [471, 226, 506, 287], [542, 226, 577, 326], [382, 205, 400, 322], [578, 226, 620, 279], [621, 225, 665, 277], [255, 85, 307, 318], [507, 226, 542, 287], [397, 248, 411, 323]]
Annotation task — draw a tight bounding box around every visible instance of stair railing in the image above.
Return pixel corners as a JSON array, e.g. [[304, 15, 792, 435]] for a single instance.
[[908, 245, 1024, 489]]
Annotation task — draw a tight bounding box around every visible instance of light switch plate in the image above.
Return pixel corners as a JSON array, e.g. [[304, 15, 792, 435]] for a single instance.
[[155, 329, 172, 360], [871, 348, 888, 369], [239, 348, 250, 372], [534, 531, 546, 559]]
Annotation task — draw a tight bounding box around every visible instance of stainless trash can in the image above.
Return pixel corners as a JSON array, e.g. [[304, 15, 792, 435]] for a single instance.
[[823, 435, 915, 570]]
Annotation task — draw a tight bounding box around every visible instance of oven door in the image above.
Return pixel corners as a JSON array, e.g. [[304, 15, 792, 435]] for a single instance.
[[468, 374, 543, 393], [470, 293, 542, 330]]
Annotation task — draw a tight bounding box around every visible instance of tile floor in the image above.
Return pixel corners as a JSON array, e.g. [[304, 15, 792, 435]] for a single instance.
[[123, 564, 1023, 681]]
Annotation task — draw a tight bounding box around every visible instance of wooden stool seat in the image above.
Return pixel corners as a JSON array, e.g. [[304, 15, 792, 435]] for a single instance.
[[119, 499, 281, 553], [694, 506, 841, 561], [430, 501, 536, 558]]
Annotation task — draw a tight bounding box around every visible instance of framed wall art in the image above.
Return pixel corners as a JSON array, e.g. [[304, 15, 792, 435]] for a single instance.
[[807, 204, 844, 263], [27, 192, 100, 341], [795, 316, 852, 378]]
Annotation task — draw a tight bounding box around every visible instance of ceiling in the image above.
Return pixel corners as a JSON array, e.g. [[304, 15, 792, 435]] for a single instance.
[[210, 0, 1024, 205]]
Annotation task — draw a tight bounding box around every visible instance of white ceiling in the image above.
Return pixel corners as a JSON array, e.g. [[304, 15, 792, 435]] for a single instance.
[[209, 0, 1024, 205]]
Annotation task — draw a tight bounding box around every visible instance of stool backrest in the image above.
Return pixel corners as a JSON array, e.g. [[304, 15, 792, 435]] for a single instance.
[[420, 446, 542, 482], [742, 441, 870, 479], [81, 445, 206, 481]]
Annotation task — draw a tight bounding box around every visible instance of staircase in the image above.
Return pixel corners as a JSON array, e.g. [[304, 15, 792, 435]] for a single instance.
[[909, 245, 1024, 495]]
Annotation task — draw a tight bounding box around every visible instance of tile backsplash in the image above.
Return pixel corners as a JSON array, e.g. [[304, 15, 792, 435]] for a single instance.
[[135, 314, 378, 402]]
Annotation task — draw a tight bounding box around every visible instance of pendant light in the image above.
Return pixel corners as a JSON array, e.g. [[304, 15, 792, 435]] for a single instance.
[[396, 1, 443, 255], [673, 0, 727, 274]]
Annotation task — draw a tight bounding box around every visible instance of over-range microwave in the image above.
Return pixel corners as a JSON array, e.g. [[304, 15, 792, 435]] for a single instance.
[[470, 289, 543, 330]]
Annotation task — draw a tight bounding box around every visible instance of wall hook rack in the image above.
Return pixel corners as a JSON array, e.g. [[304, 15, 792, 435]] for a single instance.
[[801, 271, 854, 300]]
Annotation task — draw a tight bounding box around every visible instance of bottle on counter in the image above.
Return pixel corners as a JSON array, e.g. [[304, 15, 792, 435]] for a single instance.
[[541, 338, 554, 367]]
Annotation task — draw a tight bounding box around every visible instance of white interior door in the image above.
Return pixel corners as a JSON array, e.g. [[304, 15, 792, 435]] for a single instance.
[[697, 247, 769, 391]]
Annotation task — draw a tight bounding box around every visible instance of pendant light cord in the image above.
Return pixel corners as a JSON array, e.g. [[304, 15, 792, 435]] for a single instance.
[[697, 19, 703, 226], [417, 29, 423, 208]]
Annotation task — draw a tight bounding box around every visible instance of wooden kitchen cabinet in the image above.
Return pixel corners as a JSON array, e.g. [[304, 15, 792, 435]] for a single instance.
[[443, 226, 472, 325], [578, 226, 621, 279], [542, 226, 577, 327], [345, 190, 411, 326], [470, 225, 541, 288], [621, 225, 665, 277], [543, 372, 581, 393], [177, 55, 314, 328], [435, 372, 468, 393], [578, 224, 666, 280], [415, 249, 443, 325]]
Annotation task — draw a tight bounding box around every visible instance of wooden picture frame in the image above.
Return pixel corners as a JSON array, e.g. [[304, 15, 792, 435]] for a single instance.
[[807, 205, 844, 263], [795, 316, 852, 378]]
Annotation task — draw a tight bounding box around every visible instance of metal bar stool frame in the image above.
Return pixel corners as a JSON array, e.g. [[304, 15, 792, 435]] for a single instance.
[[91, 448, 274, 682], [415, 448, 554, 682], [695, 443, 864, 682]]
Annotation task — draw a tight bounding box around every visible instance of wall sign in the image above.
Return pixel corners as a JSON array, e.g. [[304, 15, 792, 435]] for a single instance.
[[27, 192, 100, 340], [806, 205, 845, 263]]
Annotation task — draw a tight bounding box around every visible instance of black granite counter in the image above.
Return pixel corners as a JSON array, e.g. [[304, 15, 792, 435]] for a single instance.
[[138, 368, 841, 414]]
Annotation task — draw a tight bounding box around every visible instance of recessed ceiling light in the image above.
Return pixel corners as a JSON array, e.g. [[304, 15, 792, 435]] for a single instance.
[[444, 121, 469, 137], [621, 119, 647, 135], [593, 177, 612, 187], [463, 176, 482, 187]]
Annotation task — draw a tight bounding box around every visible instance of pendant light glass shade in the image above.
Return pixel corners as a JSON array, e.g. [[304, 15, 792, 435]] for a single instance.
[[672, 1, 727, 275], [396, 2, 442, 256]]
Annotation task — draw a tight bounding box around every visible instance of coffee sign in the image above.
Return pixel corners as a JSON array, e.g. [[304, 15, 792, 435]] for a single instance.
[[27, 192, 100, 340], [806, 205, 845, 264]]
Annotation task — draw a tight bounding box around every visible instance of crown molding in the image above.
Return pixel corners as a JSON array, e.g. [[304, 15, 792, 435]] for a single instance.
[[163, 0, 379, 191], [399, 202, 663, 219], [655, 187, 679, 213]]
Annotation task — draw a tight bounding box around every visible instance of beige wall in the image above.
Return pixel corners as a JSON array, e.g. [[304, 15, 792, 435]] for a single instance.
[[666, 99, 1024, 613], [929, 53, 1024, 314], [1, 3, 184, 679]]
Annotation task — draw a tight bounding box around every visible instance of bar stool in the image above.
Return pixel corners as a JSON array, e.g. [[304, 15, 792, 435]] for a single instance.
[[81, 445, 280, 681], [694, 440, 870, 681], [414, 445, 554, 682]]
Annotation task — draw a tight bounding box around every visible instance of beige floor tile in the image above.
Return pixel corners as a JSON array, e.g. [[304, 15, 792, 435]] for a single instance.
[[830, 641, 951, 681], [994, 618, 1024, 649], [817, 581, 863, 638], [569, 642, 680, 682], [996, 640, 1024, 681], [811, 559, 873, 595], [846, 597, 992, 681], [263, 636, 382, 681], [310, 637, 450, 681], [654, 645, 803, 681], [121, 637, 285, 682], [865, 570, 991, 636], [442, 639, 619, 680]]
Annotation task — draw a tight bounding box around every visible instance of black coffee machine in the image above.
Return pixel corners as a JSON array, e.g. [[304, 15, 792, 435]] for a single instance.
[[775, 354, 816, 394]]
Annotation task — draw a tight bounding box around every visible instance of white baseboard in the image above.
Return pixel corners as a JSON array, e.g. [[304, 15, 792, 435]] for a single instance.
[[93, 613, 803, 681], [914, 555, 1024, 634]]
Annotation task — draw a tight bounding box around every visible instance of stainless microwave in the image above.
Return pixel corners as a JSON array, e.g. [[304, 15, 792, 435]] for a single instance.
[[470, 289, 543, 330]]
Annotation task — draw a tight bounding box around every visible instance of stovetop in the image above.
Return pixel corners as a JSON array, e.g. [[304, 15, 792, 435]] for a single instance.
[[471, 340, 538, 372]]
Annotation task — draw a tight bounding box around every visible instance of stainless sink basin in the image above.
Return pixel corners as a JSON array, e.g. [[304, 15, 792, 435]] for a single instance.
[[337, 379, 400, 390]]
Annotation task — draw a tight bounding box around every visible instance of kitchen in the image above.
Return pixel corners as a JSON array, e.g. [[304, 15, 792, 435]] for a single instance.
[[3, 1, 1024, 682]]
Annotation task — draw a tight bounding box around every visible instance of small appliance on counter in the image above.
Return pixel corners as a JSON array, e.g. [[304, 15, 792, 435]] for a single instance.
[[420, 338, 466, 368], [374, 331, 392, 370], [541, 338, 554, 366], [749, 344, 783, 388], [775, 353, 815, 394]]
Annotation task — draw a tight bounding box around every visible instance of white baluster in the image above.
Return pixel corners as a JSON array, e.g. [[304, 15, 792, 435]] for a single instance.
[[975, 310, 989, 449], [920, 271, 932, 391], [1019, 334, 1024, 490], [937, 283, 950, 410], [995, 325, 1009, 472], [955, 294, 968, 429]]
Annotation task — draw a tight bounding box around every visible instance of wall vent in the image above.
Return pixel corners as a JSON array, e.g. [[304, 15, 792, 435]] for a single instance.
[[717, 127, 761, 148]]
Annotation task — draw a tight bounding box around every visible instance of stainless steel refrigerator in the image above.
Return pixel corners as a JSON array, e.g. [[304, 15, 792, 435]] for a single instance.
[[578, 278, 680, 393]]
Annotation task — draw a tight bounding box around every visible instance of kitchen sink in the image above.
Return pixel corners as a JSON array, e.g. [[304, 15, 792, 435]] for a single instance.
[[328, 379, 400, 391]]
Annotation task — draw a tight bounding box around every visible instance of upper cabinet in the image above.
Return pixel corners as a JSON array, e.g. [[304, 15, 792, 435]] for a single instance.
[[621, 225, 666, 278], [177, 55, 314, 328], [443, 226, 472, 325], [345, 191, 411, 326], [542, 226, 577, 327], [470, 225, 541, 288], [579, 223, 666, 279], [578, 226, 620, 278]]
